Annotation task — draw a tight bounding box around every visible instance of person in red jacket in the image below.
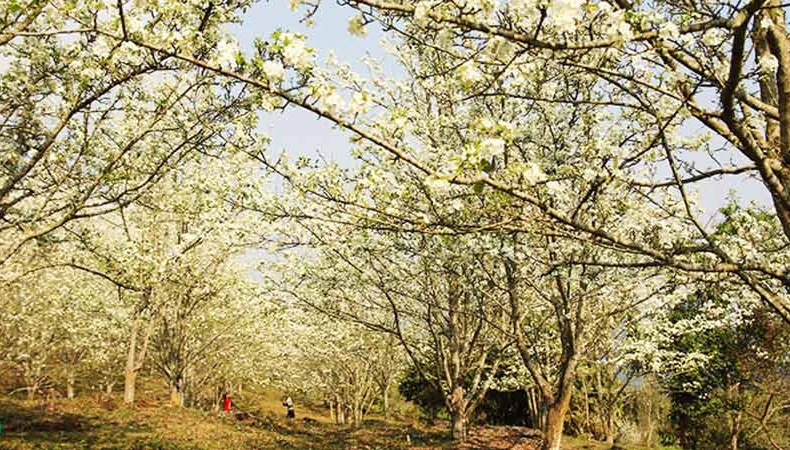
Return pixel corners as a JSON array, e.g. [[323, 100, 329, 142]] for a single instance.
[[221, 392, 233, 416]]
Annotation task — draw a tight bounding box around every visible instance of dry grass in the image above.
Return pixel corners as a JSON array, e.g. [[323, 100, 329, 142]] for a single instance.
[[0, 389, 661, 450], [0, 393, 451, 450]]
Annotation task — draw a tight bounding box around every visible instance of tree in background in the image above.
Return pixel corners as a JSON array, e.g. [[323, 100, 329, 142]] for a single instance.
[[650, 290, 790, 450]]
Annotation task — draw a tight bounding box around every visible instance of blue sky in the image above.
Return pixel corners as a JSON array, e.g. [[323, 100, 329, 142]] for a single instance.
[[231, 1, 389, 168]]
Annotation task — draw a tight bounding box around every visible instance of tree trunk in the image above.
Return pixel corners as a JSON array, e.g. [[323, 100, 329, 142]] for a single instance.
[[335, 393, 346, 424], [603, 411, 614, 445], [124, 369, 137, 404], [645, 398, 653, 446], [448, 385, 468, 441], [450, 410, 467, 441], [170, 384, 184, 407], [543, 396, 571, 450], [66, 371, 75, 399], [354, 400, 363, 426], [730, 412, 742, 450], [382, 386, 390, 419], [581, 379, 590, 438], [526, 387, 546, 430], [124, 315, 140, 404], [123, 309, 155, 405]]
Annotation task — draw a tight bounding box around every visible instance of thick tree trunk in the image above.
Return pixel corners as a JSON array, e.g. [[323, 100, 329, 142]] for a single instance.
[[169, 373, 185, 407], [448, 385, 468, 441], [543, 401, 569, 450], [450, 410, 467, 441]]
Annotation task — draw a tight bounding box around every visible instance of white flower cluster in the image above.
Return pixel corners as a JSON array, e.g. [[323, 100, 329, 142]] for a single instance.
[[262, 60, 285, 81], [457, 60, 484, 86], [214, 38, 240, 70], [278, 32, 313, 71], [547, 0, 584, 33]]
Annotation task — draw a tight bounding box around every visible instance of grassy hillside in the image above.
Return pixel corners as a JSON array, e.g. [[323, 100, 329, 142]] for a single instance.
[[0, 385, 660, 450]]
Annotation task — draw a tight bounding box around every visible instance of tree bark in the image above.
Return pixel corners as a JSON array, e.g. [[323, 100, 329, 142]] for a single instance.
[[123, 315, 140, 404], [730, 411, 742, 450], [66, 371, 75, 399], [450, 410, 467, 441], [335, 392, 346, 424], [603, 412, 614, 445], [543, 398, 571, 450], [448, 385, 468, 441], [123, 307, 155, 404], [170, 384, 185, 407], [382, 385, 390, 419]]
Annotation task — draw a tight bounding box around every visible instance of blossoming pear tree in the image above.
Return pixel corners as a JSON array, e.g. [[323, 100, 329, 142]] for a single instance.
[[320, 0, 790, 324], [59, 145, 262, 404], [0, 253, 125, 400], [257, 305, 405, 425], [0, 0, 261, 274]]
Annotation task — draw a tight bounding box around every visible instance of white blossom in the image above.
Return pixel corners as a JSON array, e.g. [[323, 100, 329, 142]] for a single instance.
[[457, 60, 484, 85], [214, 38, 240, 70], [262, 60, 285, 81], [414, 1, 432, 26]]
